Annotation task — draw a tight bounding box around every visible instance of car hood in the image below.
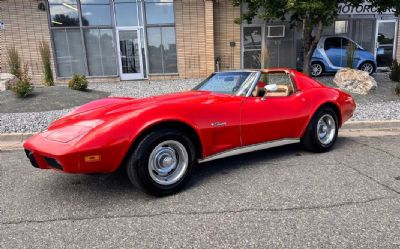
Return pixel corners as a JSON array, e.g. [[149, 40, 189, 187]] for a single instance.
[[47, 90, 224, 130]]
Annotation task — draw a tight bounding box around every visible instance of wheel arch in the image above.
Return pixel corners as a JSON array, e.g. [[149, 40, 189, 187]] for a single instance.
[[121, 120, 203, 169], [301, 101, 342, 137]]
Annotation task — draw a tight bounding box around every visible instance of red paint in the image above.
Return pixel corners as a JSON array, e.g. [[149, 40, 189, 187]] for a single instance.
[[24, 69, 355, 174]]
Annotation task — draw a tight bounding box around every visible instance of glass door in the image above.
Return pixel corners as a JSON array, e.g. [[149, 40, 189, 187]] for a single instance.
[[375, 20, 397, 68], [116, 29, 144, 80]]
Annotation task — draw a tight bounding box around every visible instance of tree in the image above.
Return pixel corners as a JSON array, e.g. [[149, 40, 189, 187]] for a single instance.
[[232, 0, 400, 76]]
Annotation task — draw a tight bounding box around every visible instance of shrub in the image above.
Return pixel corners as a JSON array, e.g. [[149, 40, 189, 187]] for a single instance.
[[395, 83, 400, 96], [389, 60, 400, 82], [39, 41, 54, 86], [345, 42, 357, 69], [68, 74, 88, 91], [6, 46, 22, 79], [10, 64, 33, 98]]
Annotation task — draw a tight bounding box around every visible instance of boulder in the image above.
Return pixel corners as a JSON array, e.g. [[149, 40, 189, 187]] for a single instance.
[[0, 73, 18, 91], [333, 68, 377, 95]]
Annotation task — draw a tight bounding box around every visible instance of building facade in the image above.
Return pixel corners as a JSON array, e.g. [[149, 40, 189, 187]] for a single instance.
[[0, 0, 399, 84]]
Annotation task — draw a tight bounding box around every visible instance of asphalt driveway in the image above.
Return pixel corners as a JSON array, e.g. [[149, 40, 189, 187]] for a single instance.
[[1, 134, 400, 248]]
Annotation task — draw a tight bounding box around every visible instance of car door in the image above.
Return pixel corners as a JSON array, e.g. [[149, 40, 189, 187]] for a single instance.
[[241, 71, 310, 146], [324, 37, 344, 67], [340, 37, 360, 67]]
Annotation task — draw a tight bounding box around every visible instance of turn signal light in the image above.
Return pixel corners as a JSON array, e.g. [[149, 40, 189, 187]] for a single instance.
[[84, 155, 101, 162]]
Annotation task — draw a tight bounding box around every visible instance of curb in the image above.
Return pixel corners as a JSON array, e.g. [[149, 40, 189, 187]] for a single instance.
[[341, 120, 400, 130], [0, 132, 35, 142], [1, 120, 400, 151]]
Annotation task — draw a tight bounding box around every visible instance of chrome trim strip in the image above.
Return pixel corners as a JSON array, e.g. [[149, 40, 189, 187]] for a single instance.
[[198, 139, 300, 163]]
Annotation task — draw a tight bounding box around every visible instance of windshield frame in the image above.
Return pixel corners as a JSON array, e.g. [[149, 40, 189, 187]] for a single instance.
[[193, 71, 259, 96]]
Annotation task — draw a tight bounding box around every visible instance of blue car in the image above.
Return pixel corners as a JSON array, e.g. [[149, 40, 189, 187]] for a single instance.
[[310, 36, 377, 77]]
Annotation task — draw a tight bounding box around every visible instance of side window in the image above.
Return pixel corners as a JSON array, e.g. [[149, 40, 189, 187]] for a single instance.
[[252, 72, 295, 97], [324, 37, 341, 50]]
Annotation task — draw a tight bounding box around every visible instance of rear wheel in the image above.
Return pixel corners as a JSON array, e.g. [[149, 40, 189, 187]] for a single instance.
[[301, 106, 338, 152], [311, 62, 324, 77], [126, 129, 195, 196]]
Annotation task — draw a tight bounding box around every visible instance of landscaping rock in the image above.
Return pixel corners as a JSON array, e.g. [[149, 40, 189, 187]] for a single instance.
[[0, 73, 18, 91], [333, 68, 377, 95]]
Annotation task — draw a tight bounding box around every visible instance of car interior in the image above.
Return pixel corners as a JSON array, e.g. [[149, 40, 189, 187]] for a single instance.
[[252, 72, 294, 98]]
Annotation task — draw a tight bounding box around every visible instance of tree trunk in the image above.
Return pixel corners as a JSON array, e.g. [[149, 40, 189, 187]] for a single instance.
[[302, 19, 324, 76]]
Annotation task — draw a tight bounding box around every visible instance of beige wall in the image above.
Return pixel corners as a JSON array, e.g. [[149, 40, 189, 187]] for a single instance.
[[213, 0, 241, 71], [174, 0, 215, 79], [0, 0, 54, 84]]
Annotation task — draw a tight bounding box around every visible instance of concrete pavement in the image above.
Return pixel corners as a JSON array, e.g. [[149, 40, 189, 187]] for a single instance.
[[1, 134, 400, 248]]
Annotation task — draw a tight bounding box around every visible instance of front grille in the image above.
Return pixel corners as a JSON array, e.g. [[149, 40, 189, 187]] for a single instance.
[[24, 149, 39, 168], [44, 157, 63, 170]]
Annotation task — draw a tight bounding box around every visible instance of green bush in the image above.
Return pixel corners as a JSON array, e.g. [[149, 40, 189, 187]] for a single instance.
[[7, 46, 22, 79], [345, 42, 357, 69], [68, 74, 88, 91], [10, 64, 33, 98], [389, 60, 400, 82], [39, 41, 54, 86]]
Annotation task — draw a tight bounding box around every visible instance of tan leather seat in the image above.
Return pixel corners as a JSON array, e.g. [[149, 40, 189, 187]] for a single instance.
[[266, 85, 289, 97]]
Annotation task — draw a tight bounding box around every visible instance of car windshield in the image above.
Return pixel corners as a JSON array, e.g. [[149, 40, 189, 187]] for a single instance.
[[193, 72, 255, 96]]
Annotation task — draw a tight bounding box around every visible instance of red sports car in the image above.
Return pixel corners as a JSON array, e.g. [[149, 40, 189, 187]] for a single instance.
[[24, 68, 355, 195]]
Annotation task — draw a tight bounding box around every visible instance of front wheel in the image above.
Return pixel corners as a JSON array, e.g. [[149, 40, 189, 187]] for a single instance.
[[301, 107, 338, 152], [126, 129, 196, 196], [359, 61, 375, 75]]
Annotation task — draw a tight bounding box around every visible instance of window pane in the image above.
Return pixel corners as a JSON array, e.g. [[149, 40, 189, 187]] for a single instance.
[[243, 50, 261, 69], [161, 27, 177, 73], [324, 37, 341, 50], [49, 0, 76, 4], [119, 30, 141, 73], [81, 5, 111, 26], [115, 2, 138, 26], [335, 20, 348, 34], [145, 2, 174, 25], [243, 26, 262, 50], [147, 28, 163, 73], [84, 29, 117, 76], [53, 29, 85, 77], [147, 27, 177, 74], [49, 4, 79, 27], [351, 19, 374, 53]]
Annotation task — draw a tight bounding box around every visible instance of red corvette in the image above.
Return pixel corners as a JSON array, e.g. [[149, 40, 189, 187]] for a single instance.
[[24, 68, 355, 195]]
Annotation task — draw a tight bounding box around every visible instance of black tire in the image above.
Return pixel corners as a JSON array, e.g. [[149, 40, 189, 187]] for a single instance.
[[126, 129, 196, 196], [358, 61, 375, 75], [301, 106, 338, 152], [311, 62, 324, 77]]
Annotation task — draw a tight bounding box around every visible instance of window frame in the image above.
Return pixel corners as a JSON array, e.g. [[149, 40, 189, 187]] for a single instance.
[[144, 0, 177, 75], [47, 0, 118, 78], [249, 70, 297, 98]]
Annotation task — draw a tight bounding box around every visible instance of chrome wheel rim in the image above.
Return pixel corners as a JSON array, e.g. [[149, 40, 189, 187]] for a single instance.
[[317, 114, 336, 145], [148, 140, 188, 186], [311, 64, 322, 76], [360, 63, 373, 74]]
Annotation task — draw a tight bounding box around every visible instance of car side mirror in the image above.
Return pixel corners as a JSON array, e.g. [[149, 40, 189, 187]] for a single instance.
[[261, 84, 278, 101]]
